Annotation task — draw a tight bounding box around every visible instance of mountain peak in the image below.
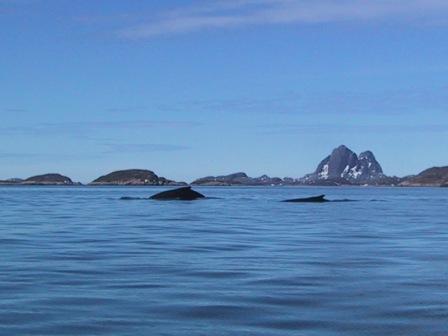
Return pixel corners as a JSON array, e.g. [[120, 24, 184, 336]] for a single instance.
[[304, 145, 386, 184], [335, 144, 351, 151], [314, 145, 358, 180], [359, 150, 375, 159]]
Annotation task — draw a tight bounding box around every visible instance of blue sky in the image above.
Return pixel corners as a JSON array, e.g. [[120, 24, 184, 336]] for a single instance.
[[1, 0, 447, 183]]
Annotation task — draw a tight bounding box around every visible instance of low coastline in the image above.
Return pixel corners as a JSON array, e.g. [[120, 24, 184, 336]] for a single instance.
[[0, 183, 446, 188], [2, 146, 447, 188]]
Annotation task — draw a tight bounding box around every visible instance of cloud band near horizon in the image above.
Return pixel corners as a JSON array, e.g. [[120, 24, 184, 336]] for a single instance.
[[118, 0, 448, 39]]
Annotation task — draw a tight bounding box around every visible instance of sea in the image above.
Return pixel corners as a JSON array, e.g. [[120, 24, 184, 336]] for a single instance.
[[1, 186, 447, 335]]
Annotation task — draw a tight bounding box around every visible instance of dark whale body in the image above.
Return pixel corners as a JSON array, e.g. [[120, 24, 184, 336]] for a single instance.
[[150, 186, 205, 201], [283, 194, 329, 203]]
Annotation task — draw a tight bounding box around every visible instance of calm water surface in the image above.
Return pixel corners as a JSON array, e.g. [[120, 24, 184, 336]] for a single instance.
[[1, 186, 447, 335]]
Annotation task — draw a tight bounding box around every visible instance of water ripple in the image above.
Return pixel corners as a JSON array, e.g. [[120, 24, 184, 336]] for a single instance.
[[0, 186, 447, 335]]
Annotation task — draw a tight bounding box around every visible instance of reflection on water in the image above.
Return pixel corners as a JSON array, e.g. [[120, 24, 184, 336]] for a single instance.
[[1, 186, 447, 335]]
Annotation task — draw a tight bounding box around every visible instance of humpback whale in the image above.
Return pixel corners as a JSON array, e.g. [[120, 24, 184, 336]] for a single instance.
[[150, 186, 205, 201], [282, 194, 329, 203]]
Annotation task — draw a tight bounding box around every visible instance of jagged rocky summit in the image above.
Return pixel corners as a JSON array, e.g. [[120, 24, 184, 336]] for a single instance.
[[300, 145, 399, 186], [90, 169, 187, 186], [400, 166, 448, 187], [192, 172, 287, 186]]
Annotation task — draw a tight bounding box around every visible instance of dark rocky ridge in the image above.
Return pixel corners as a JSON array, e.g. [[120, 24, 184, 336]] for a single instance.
[[0, 178, 23, 185], [23, 174, 76, 185], [90, 169, 186, 186], [400, 167, 448, 187], [192, 172, 287, 186]]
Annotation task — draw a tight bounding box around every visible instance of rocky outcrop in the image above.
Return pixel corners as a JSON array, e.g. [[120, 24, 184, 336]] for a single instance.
[[400, 167, 448, 187], [192, 172, 248, 186], [0, 178, 23, 185], [300, 145, 395, 185], [23, 174, 75, 185], [192, 172, 286, 186], [90, 169, 186, 186]]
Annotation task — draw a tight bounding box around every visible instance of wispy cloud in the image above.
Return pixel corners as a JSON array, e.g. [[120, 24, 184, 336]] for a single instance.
[[103, 143, 190, 153], [155, 86, 448, 116], [0, 142, 189, 162], [105, 106, 148, 113], [0, 152, 99, 160], [0, 0, 37, 3], [0, 0, 37, 12], [118, 0, 448, 39], [0, 120, 201, 137], [3, 108, 27, 113], [258, 123, 448, 135]]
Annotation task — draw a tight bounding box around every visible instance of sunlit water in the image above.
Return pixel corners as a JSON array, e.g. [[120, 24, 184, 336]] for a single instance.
[[1, 186, 447, 335]]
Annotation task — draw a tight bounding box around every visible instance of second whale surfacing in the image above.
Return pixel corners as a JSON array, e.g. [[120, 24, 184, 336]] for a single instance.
[[150, 186, 205, 201], [282, 194, 329, 203]]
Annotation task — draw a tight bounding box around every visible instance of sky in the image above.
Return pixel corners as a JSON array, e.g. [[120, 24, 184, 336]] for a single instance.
[[1, 0, 447, 183]]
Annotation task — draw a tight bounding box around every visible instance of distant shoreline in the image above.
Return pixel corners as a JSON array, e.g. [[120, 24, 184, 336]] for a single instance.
[[0, 184, 445, 188], [2, 146, 446, 187]]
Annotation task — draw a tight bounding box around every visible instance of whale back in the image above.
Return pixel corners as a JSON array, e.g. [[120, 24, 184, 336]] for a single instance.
[[283, 194, 328, 203], [150, 186, 205, 201]]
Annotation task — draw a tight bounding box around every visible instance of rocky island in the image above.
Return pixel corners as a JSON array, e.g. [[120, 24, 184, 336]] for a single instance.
[[400, 167, 448, 187], [192, 172, 285, 186], [23, 173, 77, 185], [90, 169, 187, 186], [0, 178, 23, 185]]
